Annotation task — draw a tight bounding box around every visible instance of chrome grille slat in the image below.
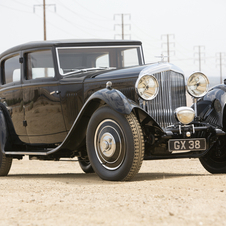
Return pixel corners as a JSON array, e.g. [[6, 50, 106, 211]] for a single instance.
[[141, 70, 186, 128]]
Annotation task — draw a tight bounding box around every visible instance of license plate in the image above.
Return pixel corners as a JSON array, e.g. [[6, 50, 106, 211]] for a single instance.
[[168, 138, 206, 152]]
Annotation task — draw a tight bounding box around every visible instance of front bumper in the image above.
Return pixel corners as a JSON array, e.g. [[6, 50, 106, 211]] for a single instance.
[[144, 122, 225, 160], [164, 124, 225, 138]]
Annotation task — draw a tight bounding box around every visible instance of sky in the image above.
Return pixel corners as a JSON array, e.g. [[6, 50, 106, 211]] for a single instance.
[[0, 0, 226, 86]]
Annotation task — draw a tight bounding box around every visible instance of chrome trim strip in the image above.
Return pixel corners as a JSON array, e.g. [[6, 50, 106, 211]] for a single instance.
[[5, 152, 48, 156], [139, 62, 184, 77]]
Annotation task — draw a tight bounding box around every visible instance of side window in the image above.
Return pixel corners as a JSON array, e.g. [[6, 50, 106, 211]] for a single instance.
[[96, 54, 109, 67], [122, 48, 139, 67], [26, 50, 54, 80], [2, 55, 20, 84]]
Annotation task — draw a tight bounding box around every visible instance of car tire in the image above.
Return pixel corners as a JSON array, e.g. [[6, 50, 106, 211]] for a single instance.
[[78, 157, 94, 173], [199, 136, 226, 173], [86, 106, 144, 181], [0, 152, 12, 176]]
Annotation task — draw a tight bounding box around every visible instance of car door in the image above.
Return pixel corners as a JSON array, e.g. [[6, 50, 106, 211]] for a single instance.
[[0, 52, 28, 143], [22, 48, 67, 144]]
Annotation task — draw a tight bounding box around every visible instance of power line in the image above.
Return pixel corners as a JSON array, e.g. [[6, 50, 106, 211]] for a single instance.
[[53, 1, 112, 31], [65, 0, 112, 20], [55, 0, 111, 21], [11, 0, 31, 8], [130, 21, 161, 42], [0, 2, 32, 13], [52, 12, 99, 37], [34, 13, 77, 38]]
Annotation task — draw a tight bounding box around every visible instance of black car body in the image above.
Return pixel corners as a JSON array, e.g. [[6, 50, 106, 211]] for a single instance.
[[0, 39, 225, 181]]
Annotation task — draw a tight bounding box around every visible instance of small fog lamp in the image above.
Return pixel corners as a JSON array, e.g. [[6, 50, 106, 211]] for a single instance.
[[174, 107, 195, 125]]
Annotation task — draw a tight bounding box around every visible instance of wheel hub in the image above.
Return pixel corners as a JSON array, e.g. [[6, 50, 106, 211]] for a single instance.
[[94, 119, 125, 170], [99, 133, 116, 157]]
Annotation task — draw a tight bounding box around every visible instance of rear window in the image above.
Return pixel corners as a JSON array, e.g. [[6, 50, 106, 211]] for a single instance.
[[2, 55, 21, 84]]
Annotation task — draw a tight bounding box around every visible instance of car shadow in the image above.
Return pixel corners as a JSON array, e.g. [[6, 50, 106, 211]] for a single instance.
[[6, 172, 209, 184], [133, 172, 208, 182], [7, 173, 103, 185]]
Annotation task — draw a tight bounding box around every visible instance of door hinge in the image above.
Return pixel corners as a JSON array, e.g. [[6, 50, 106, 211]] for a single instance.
[[23, 120, 27, 127], [19, 57, 23, 63]]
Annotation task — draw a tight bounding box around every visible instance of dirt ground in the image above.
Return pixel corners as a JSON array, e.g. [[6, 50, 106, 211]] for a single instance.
[[0, 157, 226, 226]]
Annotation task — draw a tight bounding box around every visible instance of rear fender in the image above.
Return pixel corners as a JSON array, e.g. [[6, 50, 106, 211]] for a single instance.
[[0, 110, 7, 154], [0, 103, 22, 153]]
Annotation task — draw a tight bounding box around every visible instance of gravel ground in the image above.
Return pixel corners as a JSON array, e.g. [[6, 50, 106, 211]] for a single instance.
[[1, 157, 226, 226]]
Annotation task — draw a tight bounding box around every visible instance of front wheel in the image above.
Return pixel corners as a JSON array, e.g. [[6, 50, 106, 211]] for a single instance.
[[199, 136, 226, 173], [86, 106, 144, 181]]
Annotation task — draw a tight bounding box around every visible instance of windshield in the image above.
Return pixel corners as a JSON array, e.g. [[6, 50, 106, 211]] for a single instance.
[[56, 45, 144, 76]]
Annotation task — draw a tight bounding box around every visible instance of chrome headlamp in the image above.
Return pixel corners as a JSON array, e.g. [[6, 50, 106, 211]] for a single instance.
[[174, 107, 195, 125], [135, 75, 159, 100], [187, 72, 209, 98]]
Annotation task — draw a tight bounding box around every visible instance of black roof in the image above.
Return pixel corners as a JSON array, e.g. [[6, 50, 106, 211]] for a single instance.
[[0, 39, 142, 58]]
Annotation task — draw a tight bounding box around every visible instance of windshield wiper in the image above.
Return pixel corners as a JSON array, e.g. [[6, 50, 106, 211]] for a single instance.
[[63, 67, 116, 78]]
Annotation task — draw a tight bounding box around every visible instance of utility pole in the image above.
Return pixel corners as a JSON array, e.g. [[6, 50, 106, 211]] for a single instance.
[[216, 52, 226, 84], [161, 34, 175, 62], [43, 0, 46, 40], [194, 46, 205, 71], [114, 14, 131, 40], [33, 0, 56, 40]]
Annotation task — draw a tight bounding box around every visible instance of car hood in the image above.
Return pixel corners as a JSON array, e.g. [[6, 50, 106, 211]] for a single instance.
[[86, 62, 184, 80], [60, 65, 148, 83], [60, 62, 184, 83], [91, 65, 148, 79]]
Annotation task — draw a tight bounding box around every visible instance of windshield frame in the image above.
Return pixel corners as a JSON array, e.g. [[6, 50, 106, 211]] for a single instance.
[[55, 45, 144, 76]]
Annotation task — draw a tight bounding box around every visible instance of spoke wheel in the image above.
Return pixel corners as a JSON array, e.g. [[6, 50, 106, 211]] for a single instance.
[[199, 136, 226, 173], [86, 106, 144, 181]]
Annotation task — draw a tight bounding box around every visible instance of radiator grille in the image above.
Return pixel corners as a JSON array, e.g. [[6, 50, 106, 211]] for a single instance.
[[140, 71, 186, 128]]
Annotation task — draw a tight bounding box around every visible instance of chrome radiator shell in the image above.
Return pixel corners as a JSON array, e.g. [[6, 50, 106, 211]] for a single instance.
[[140, 70, 186, 128]]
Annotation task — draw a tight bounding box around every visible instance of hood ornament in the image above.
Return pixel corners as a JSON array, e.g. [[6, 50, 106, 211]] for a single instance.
[[155, 54, 169, 63]]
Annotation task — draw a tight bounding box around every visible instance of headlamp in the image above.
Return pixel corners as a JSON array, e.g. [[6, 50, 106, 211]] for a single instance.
[[135, 75, 159, 100], [187, 72, 209, 98]]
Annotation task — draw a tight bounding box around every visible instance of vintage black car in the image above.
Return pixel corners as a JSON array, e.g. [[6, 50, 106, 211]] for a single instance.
[[0, 39, 225, 181]]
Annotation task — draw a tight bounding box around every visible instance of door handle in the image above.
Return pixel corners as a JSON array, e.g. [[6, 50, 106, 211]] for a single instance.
[[50, 91, 61, 95]]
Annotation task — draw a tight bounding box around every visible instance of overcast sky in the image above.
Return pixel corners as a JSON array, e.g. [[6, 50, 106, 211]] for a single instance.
[[0, 0, 226, 85]]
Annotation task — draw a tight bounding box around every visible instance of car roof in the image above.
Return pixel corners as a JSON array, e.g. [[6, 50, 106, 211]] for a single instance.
[[0, 39, 142, 58]]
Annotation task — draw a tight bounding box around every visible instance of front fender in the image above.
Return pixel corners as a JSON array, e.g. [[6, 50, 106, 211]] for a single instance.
[[197, 84, 226, 129], [48, 88, 163, 155]]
